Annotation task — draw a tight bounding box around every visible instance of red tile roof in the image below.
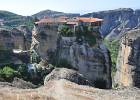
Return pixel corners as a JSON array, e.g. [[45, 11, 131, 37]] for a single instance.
[[35, 17, 67, 24], [35, 17, 103, 25], [77, 17, 103, 23]]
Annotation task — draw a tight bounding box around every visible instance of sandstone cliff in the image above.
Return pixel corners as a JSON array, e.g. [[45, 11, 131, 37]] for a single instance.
[[115, 29, 140, 88]]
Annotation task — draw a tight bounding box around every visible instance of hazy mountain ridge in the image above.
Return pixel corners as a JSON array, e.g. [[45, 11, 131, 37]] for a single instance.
[[32, 9, 80, 19], [0, 8, 140, 38]]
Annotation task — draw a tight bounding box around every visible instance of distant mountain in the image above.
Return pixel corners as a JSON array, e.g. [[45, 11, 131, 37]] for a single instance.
[[1, 8, 140, 40], [32, 10, 80, 19], [82, 8, 140, 40], [0, 10, 34, 29], [0, 10, 21, 18]]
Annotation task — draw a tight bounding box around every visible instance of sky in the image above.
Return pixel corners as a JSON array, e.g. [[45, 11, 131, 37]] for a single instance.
[[0, 0, 140, 16]]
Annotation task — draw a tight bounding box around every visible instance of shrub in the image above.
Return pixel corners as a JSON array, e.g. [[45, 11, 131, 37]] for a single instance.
[[0, 66, 18, 81], [58, 25, 74, 37]]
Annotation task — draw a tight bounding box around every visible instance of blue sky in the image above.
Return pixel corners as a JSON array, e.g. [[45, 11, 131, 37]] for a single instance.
[[0, 0, 140, 16]]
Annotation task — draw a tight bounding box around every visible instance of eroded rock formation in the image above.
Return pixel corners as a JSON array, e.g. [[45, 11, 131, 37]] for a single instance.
[[44, 68, 92, 86], [115, 29, 140, 88], [57, 37, 112, 88], [31, 24, 112, 89], [0, 27, 32, 65], [31, 25, 58, 59]]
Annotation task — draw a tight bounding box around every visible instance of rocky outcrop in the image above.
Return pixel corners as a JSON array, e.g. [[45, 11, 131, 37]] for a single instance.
[[44, 68, 92, 86], [0, 26, 32, 65], [31, 24, 112, 89], [12, 77, 37, 89], [57, 37, 112, 89], [31, 25, 58, 59], [0, 77, 37, 89], [82, 8, 140, 40], [0, 28, 25, 50], [17, 25, 32, 50], [0, 79, 140, 100], [0, 26, 31, 51], [115, 29, 140, 88]]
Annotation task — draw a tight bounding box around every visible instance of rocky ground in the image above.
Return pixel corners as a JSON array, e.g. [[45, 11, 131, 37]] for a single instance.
[[0, 79, 140, 100]]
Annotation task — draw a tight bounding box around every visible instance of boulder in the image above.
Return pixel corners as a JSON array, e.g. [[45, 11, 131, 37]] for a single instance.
[[0, 78, 37, 89], [12, 77, 37, 89], [44, 68, 92, 86]]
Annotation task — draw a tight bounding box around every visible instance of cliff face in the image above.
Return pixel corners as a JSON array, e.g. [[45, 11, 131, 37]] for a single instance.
[[57, 37, 112, 88], [32, 25, 112, 89], [82, 8, 140, 40], [115, 29, 140, 88], [0, 26, 32, 65], [31, 25, 58, 59], [0, 29, 24, 50]]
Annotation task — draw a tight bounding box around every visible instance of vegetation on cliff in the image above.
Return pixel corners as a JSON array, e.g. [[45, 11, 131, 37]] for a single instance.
[[58, 24, 97, 46], [58, 25, 74, 37], [104, 39, 119, 75], [0, 64, 29, 82]]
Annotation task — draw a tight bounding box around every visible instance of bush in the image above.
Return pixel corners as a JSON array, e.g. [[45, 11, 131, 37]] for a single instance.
[[58, 25, 74, 37], [0, 66, 18, 81]]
